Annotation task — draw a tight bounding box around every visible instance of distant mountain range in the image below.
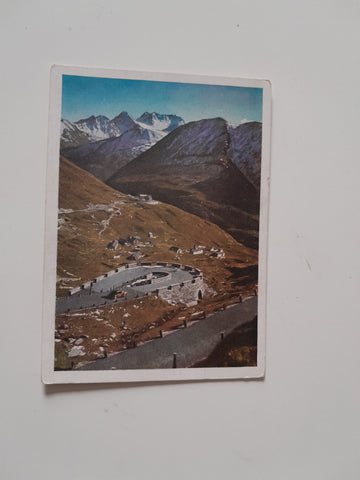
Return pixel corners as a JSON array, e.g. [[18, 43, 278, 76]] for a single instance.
[[60, 111, 185, 181], [61, 111, 185, 149]]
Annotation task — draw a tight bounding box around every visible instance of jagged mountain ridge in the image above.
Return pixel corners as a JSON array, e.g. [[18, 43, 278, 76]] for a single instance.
[[107, 118, 261, 248], [108, 118, 261, 191], [111, 111, 138, 136], [60, 119, 92, 148], [63, 124, 166, 182], [60, 111, 186, 178], [228, 122, 262, 190], [60, 111, 185, 148], [137, 112, 185, 132], [74, 115, 113, 141]]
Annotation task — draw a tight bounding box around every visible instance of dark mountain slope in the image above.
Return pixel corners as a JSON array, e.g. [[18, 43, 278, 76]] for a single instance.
[[107, 118, 260, 248], [62, 124, 165, 182], [228, 122, 262, 190]]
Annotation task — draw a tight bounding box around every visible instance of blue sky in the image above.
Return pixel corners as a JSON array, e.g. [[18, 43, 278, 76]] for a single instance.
[[61, 74, 263, 125]]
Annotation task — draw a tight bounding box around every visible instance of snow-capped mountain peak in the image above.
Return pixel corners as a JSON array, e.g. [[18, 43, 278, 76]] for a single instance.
[[110, 111, 137, 136], [136, 112, 185, 133], [75, 115, 111, 141], [61, 111, 185, 148], [60, 119, 92, 148]]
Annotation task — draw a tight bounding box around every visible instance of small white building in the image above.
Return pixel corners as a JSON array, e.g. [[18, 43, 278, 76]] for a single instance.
[[138, 194, 158, 205], [107, 239, 118, 250], [190, 245, 203, 255], [210, 250, 225, 259]]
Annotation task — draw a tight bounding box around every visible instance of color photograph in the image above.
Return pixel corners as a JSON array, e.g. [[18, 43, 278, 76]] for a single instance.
[[43, 66, 270, 382]]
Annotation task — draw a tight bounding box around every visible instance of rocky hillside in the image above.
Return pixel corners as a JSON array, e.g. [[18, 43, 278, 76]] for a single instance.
[[57, 156, 258, 298]]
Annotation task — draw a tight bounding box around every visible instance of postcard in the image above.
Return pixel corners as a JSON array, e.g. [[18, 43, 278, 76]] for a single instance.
[[42, 65, 271, 383]]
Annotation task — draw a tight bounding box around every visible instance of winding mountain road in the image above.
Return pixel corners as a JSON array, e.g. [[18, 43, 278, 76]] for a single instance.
[[56, 265, 195, 314], [78, 296, 257, 370]]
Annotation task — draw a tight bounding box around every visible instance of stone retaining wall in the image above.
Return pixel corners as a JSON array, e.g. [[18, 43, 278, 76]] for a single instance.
[[156, 275, 203, 307], [69, 286, 81, 295], [68, 261, 203, 297], [151, 272, 172, 285], [93, 274, 105, 283], [105, 270, 116, 278]]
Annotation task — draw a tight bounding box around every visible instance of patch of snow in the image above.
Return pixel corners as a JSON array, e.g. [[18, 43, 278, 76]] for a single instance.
[[65, 271, 78, 277], [67, 345, 85, 357], [59, 208, 74, 214], [75, 115, 112, 141], [57, 276, 81, 283]]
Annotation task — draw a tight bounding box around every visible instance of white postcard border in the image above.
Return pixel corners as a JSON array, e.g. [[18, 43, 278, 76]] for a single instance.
[[42, 65, 271, 384]]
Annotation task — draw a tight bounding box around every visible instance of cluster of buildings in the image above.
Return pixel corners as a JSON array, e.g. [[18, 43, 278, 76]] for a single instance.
[[107, 234, 154, 250], [106, 234, 155, 263], [138, 194, 158, 205], [107, 228, 225, 267], [207, 247, 225, 259], [169, 244, 225, 258]]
